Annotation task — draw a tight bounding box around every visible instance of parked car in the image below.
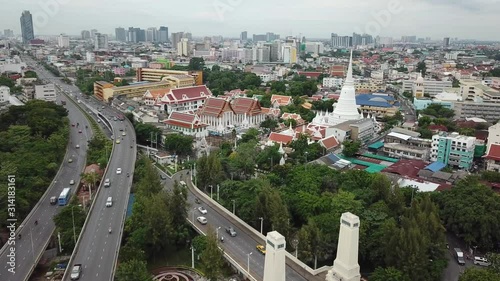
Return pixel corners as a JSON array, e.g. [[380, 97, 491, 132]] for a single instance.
[[474, 256, 491, 267]]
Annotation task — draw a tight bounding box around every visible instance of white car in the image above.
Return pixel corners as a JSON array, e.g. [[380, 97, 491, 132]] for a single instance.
[[69, 180, 75, 185], [197, 216, 207, 225], [116, 168, 122, 174], [198, 206, 207, 214], [75, 144, 80, 149]]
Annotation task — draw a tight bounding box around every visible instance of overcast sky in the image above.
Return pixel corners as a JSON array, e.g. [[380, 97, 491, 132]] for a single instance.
[[3, 0, 500, 40]]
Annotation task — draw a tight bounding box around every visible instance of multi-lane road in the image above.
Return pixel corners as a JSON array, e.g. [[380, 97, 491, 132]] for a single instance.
[[162, 170, 324, 281], [0, 69, 92, 281]]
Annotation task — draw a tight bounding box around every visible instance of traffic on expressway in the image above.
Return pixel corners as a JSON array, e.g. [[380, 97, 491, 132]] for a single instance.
[[0, 63, 92, 281]]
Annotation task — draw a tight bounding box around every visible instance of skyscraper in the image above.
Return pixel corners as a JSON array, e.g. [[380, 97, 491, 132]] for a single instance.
[[58, 34, 70, 48], [240, 31, 247, 41], [81, 30, 90, 40], [115, 27, 126, 41], [172, 32, 184, 49], [158, 26, 169, 43], [94, 33, 108, 50], [20, 11, 34, 44], [443, 37, 450, 47]]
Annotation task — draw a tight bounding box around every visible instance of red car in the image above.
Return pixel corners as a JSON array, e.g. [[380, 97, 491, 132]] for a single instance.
[[71, 123, 75, 127], [78, 130, 82, 133]]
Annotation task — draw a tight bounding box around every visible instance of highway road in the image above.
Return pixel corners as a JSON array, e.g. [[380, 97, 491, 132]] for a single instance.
[[0, 69, 92, 280], [161, 170, 323, 281]]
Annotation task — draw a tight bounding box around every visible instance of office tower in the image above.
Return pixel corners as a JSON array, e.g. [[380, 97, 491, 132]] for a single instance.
[[158, 26, 169, 43], [136, 29, 146, 42], [90, 29, 98, 38], [263, 231, 286, 281], [115, 27, 126, 41], [185, 32, 192, 40], [326, 212, 361, 281], [81, 30, 90, 40], [94, 33, 108, 50], [58, 34, 70, 48], [443, 37, 450, 47], [127, 27, 137, 42], [240, 31, 248, 41], [172, 32, 184, 49], [253, 34, 267, 42], [20, 11, 34, 44], [146, 27, 157, 42]]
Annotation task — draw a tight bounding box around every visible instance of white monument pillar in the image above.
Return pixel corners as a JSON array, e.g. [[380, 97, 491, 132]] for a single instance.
[[326, 212, 361, 281], [263, 231, 286, 281]]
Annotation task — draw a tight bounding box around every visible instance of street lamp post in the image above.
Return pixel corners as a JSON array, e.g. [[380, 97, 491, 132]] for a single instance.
[[216, 226, 221, 240], [292, 238, 299, 258], [71, 206, 77, 244], [192, 207, 197, 224], [231, 200, 236, 214], [191, 246, 196, 269], [258, 217, 264, 234], [217, 184, 220, 201], [247, 252, 253, 275], [210, 185, 213, 199]]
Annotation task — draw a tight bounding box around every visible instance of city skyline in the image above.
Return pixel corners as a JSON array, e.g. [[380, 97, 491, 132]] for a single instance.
[[1, 0, 500, 41]]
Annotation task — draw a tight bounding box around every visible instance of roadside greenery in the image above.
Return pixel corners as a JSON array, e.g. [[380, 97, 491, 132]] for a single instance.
[[0, 100, 69, 227], [53, 199, 86, 254], [118, 156, 189, 278], [75, 69, 115, 95], [40, 61, 61, 77]]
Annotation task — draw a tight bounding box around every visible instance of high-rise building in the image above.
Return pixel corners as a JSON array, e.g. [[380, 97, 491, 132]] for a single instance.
[[20, 11, 34, 44], [81, 30, 90, 40], [58, 34, 70, 48], [90, 29, 98, 38], [443, 37, 450, 47], [146, 27, 158, 42], [172, 32, 184, 49], [115, 27, 126, 41], [240, 31, 247, 41], [185, 32, 192, 40], [177, 38, 190, 56], [253, 34, 267, 42], [401, 35, 417, 43], [136, 29, 146, 42], [331, 33, 352, 48], [94, 33, 108, 50], [158, 26, 169, 43], [4, 29, 14, 38], [127, 27, 137, 42]]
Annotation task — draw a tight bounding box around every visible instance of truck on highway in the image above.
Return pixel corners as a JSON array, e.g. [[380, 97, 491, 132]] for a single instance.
[[70, 264, 82, 280]]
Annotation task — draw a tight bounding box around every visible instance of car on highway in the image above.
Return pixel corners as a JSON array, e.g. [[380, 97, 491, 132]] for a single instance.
[[197, 216, 207, 225], [104, 178, 110, 187], [122, 132, 126, 136], [116, 168, 122, 174], [78, 129, 82, 133], [106, 197, 113, 207], [50, 196, 57, 205], [198, 206, 207, 214], [119, 128, 123, 131], [70, 180, 75, 185], [68, 158, 73, 163], [225, 226, 237, 237], [256, 245, 266, 255], [70, 264, 82, 280], [116, 139, 121, 144], [71, 123, 75, 127], [75, 144, 80, 148], [160, 174, 167, 180]]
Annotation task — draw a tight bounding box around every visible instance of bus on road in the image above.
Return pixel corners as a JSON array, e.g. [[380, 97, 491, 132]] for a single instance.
[[58, 188, 71, 206]]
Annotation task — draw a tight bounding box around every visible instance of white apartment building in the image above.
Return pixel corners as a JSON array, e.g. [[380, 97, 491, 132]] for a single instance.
[[323, 77, 344, 88], [35, 84, 57, 102], [304, 42, 324, 55], [177, 38, 190, 56], [460, 79, 500, 103], [58, 34, 69, 48], [86, 52, 95, 63], [402, 79, 452, 96], [430, 132, 476, 169], [0, 86, 10, 103], [94, 33, 108, 50]]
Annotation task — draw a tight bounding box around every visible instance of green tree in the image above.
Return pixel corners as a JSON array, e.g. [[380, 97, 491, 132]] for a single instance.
[[260, 118, 278, 132], [416, 61, 427, 76], [197, 152, 225, 189], [201, 228, 225, 280], [298, 220, 323, 269], [228, 141, 257, 179], [370, 267, 410, 281], [459, 267, 500, 281], [163, 134, 193, 156], [53, 204, 86, 253], [24, 70, 38, 78], [115, 259, 153, 281], [188, 57, 205, 71], [342, 140, 361, 157]]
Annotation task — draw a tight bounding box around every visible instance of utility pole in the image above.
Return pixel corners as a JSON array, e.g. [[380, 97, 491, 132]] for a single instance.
[[72, 206, 77, 244]]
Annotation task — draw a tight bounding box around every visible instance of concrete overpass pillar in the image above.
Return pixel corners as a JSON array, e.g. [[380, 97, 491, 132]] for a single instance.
[[326, 212, 361, 281], [263, 231, 286, 281]]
